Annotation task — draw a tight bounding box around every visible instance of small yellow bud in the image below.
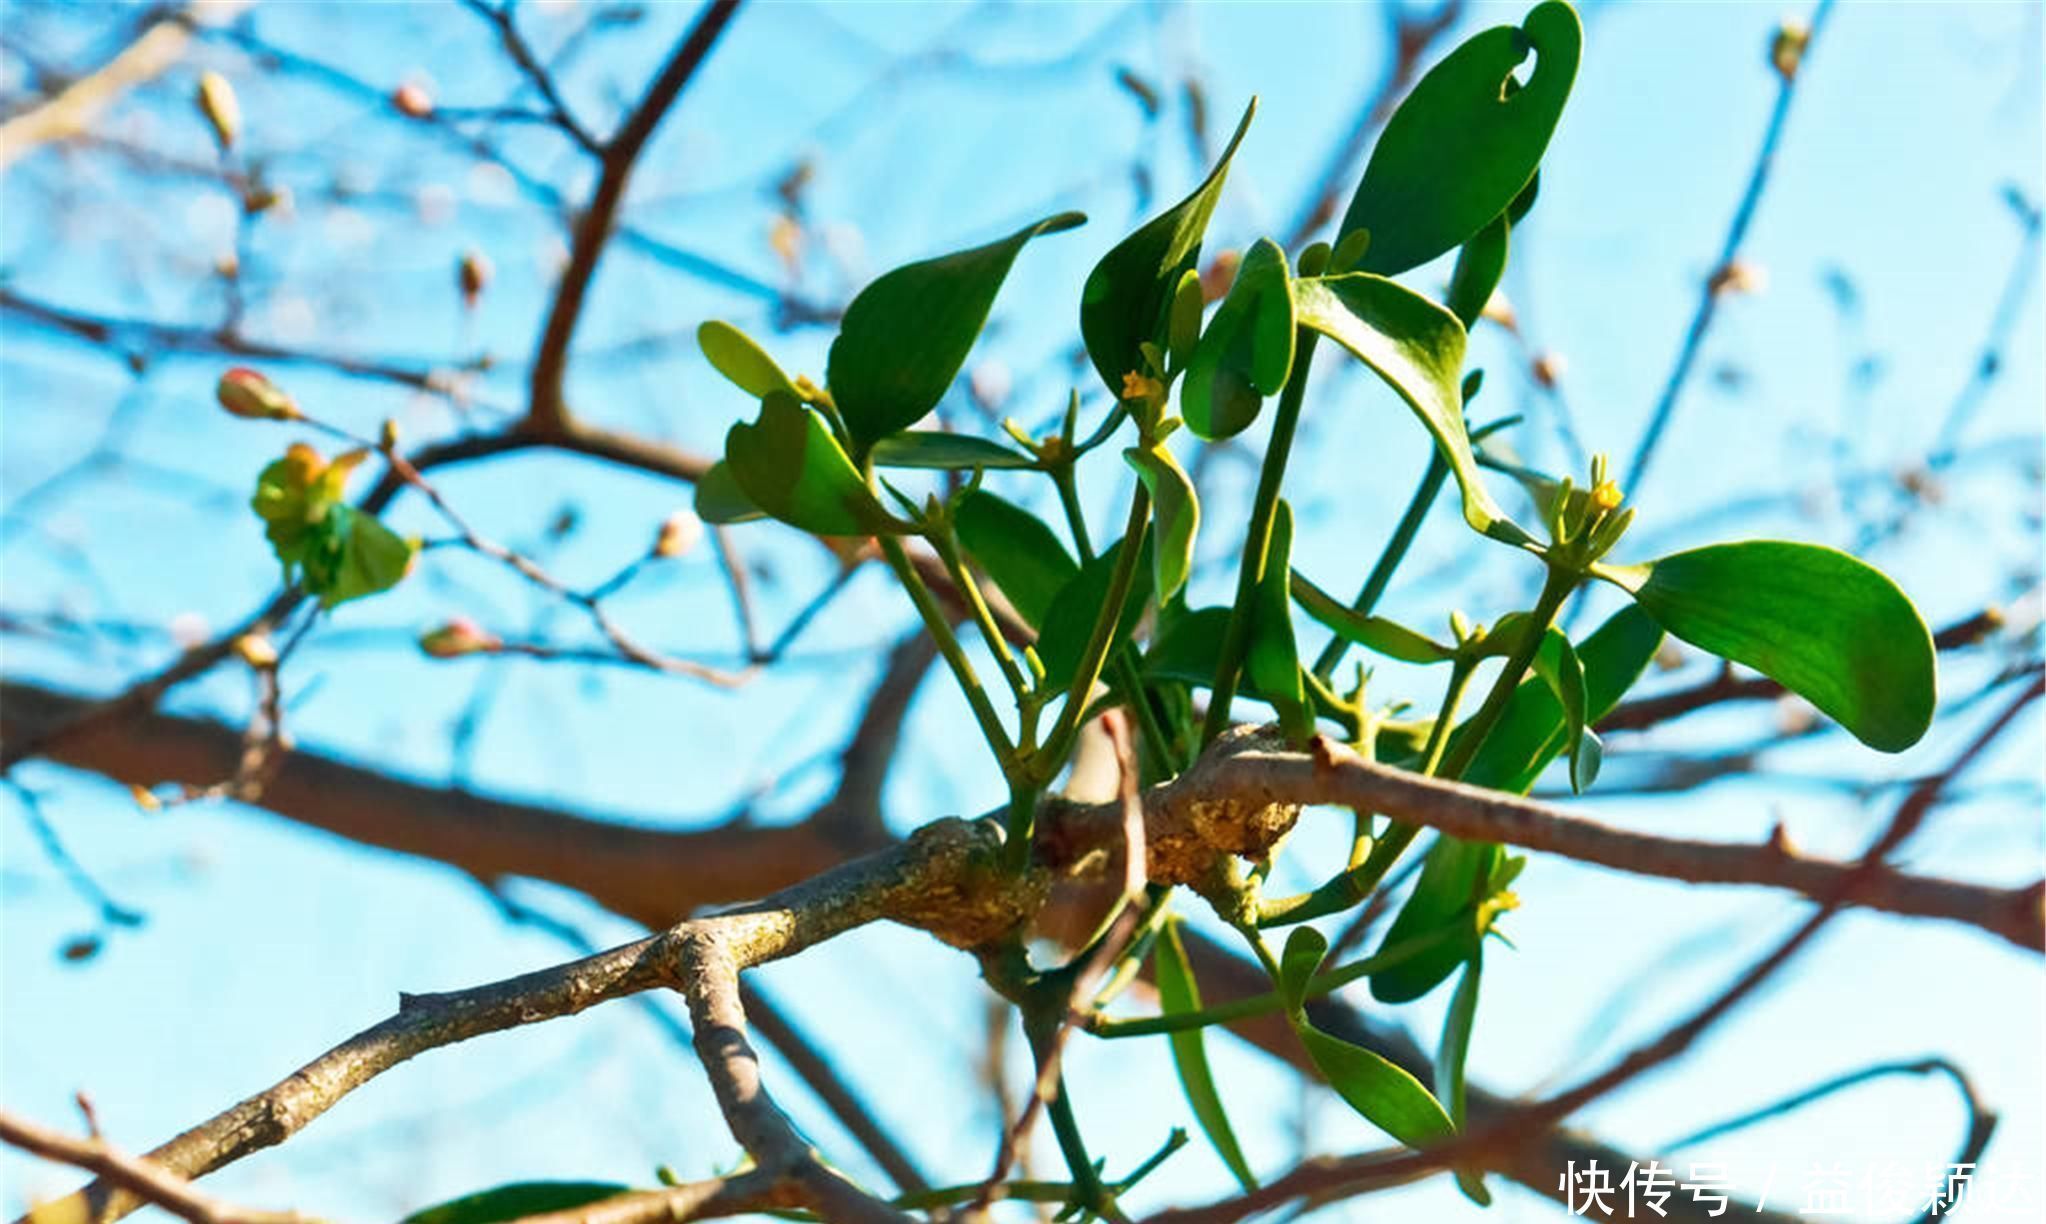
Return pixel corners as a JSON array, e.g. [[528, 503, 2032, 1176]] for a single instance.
[[653, 509, 704, 559], [1120, 370, 1164, 403], [1530, 351, 1567, 389], [393, 82, 434, 119], [792, 374, 826, 404], [129, 785, 161, 813], [1708, 259, 1767, 296], [768, 215, 802, 272], [458, 249, 492, 309], [1770, 20, 1810, 81], [379, 418, 401, 451], [232, 633, 278, 669], [1591, 480, 1624, 513], [195, 70, 240, 150], [419, 618, 501, 659]]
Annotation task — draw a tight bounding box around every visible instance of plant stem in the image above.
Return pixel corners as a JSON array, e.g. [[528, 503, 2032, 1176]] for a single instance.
[[878, 534, 1014, 766], [1035, 485, 1153, 782], [1311, 449, 1449, 680], [1051, 463, 1096, 561], [1437, 565, 1577, 782], [930, 520, 1031, 702], [1201, 329, 1319, 746]]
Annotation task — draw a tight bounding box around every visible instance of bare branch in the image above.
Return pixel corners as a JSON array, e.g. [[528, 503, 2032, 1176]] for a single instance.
[[0, 1109, 304, 1224]]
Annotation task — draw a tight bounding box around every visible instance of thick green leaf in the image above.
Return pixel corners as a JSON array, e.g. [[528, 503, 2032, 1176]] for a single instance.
[[1445, 214, 1509, 329], [1278, 925, 1327, 1011], [1081, 101, 1254, 393], [1438, 955, 1493, 1205], [1295, 1023, 1456, 1148], [1601, 541, 1936, 752], [694, 460, 765, 524], [954, 488, 1078, 631], [1036, 530, 1154, 690], [1167, 269, 1205, 372], [1247, 500, 1312, 738], [1339, 0, 1581, 275], [1372, 606, 1663, 1002], [318, 507, 416, 609], [828, 211, 1084, 449], [1529, 629, 1591, 793], [1155, 918, 1257, 1192], [1125, 444, 1200, 600], [870, 431, 1034, 470], [1292, 570, 1455, 663], [1182, 237, 1294, 441], [1144, 606, 1234, 688], [697, 320, 800, 399], [724, 392, 899, 536], [402, 1182, 631, 1224], [1291, 274, 1521, 543]]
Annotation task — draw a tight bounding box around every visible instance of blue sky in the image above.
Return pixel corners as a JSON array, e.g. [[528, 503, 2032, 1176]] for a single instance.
[[3, 1, 2042, 1219]]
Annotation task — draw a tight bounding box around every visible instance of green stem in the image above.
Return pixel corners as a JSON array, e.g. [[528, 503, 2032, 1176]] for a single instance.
[[1201, 329, 1319, 746], [1312, 449, 1449, 680], [930, 520, 1032, 703], [1035, 485, 1153, 783], [1051, 463, 1096, 561], [1437, 566, 1577, 782], [878, 534, 1014, 767]]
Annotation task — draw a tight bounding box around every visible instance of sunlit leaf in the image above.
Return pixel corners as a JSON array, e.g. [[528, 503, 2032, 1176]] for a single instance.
[[402, 1182, 631, 1224], [724, 391, 900, 536], [1529, 629, 1591, 793], [1036, 530, 1154, 690], [1155, 918, 1257, 1192], [1081, 101, 1254, 394], [1438, 954, 1493, 1205], [1339, 0, 1581, 275], [316, 507, 416, 609], [953, 488, 1077, 630], [1125, 443, 1200, 600], [1292, 570, 1455, 663], [694, 460, 765, 524], [829, 211, 1085, 449], [1247, 500, 1312, 739], [1291, 274, 1523, 543], [1182, 237, 1294, 441], [1285, 928, 1457, 1148], [1599, 541, 1936, 752], [870, 431, 1035, 470], [697, 320, 801, 400]]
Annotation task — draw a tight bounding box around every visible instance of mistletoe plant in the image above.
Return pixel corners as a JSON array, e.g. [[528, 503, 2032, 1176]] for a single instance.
[[239, 1, 1936, 1215]]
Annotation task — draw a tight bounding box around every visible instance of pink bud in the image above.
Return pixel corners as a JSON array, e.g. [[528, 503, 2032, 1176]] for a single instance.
[[393, 82, 434, 119], [420, 618, 501, 659], [653, 509, 704, 559], [217, 368, 300, 420]]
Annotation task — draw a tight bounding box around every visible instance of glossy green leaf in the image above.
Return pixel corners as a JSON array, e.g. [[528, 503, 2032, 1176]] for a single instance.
[[1278, 925, 1327, 1011], [1081, 101, 1254, 394], [402, 1182, 631, 1224], [694, 460, 765, 524], [317, 507, 416, 609], [1155, 918, 1257, 1193], [1292, 570, 1455, 663], [724, 392, 899, 536], [1125, 444, 1200, 600], [1600, 541, 1936, 752], [1167, 269, 1205, 372], [1291, 274, 1522, 543], [870, 431, 1034, 470], [1438, 955, 1493, 1205], [954, 488, 1079, 631], [1371, 606, 1663, 1002], [828, 211, 1084, 449], [1445, 214, 1509, 329], [1247, 500, 1313, 739], [1036, 530, 1154, 690], [1144, 606, 1234, 688], [1182, 237, 1295, 441], [1529, 629, 1591, 794], [1292, 1013, 1456, 1148], [1339, 0, 1582, 275], [697, 320, 800, 400]]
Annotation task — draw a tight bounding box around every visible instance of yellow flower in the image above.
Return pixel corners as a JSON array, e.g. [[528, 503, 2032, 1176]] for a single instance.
[[1591, 480, 1625, 513], [1120, 370, 1164, 403]]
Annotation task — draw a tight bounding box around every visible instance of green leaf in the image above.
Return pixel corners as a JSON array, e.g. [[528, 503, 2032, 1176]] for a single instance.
[[697, 320, 800, 400], [1144, 606, 1235, 688], [1278, 925, 1327, 1011], [953, 488, 1078, 631], [694, 460, 765, 524], [1154, 918, 1257, 1193], [1295, 1022, 1455, 1148], [1372, 606, 1663, 1003], [1338, 0, 1582, 275], [828, 211, 1085, 450], [870, 431, 1034, 470], [1167, 269, 1205, 373], [1444, 214, 1509, 330], [1247, 500, 1312, 739], [1036, 530, 1154, 690], [1081, 101, 1254, 394], [317, 507, 416, 609], [1291, 274, 1522, 543], [1182, 237, 1295, 441], [1292, 570, 1455, 663], [402, 1182, 631, 1224], [1438, 955, 1493, 1205], [1600, 541, 1937, 752], [1529, 629, 1592, 793], [724, 392, 900, 536], [1125, 444, 1200, 600]]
